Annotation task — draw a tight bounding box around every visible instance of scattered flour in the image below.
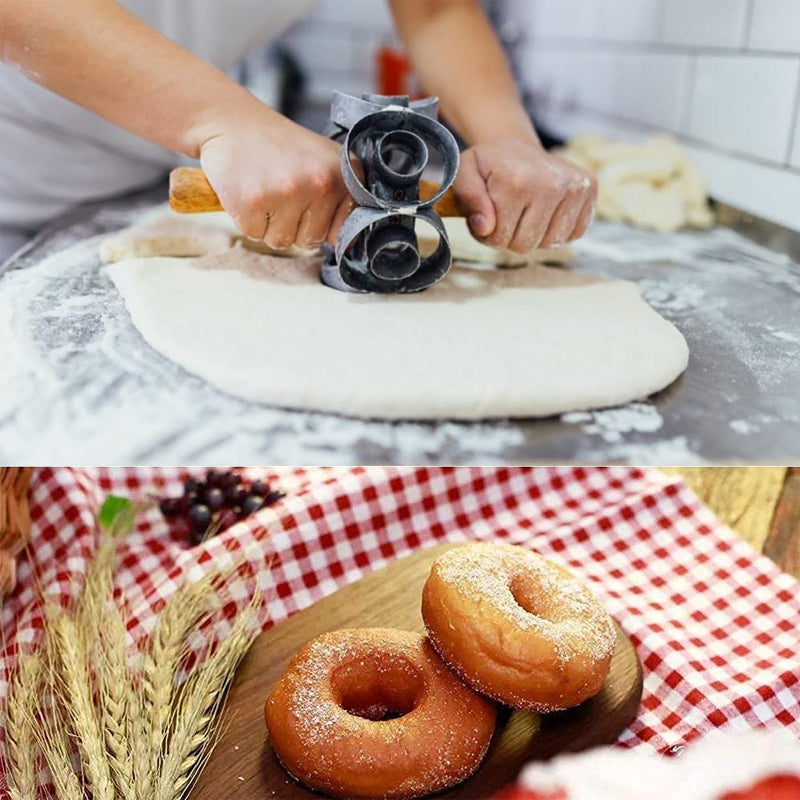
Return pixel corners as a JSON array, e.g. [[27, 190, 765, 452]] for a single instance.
[[4, 199, 799, 463], [0, 236, 526, 463], [562, 402, 663, 444], [730, 419, 756, 436], [763, 324, 800, 344], [597, 436, 706, 466]]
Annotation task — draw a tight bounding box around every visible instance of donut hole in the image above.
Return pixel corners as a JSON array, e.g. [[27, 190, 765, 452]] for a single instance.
[[509, 573, 556, 622], [332, 655, 423, 722]]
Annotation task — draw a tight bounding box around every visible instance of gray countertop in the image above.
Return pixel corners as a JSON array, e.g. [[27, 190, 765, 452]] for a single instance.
[[1, 183, 799, 465]]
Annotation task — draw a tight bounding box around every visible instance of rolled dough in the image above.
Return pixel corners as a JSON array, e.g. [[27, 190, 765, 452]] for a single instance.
[[106, 247, 689, 420], [100, 206, 571, 267]]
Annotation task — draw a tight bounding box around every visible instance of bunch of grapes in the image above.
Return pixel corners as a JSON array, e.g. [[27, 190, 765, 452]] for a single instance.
[[159, 469, 284, 545]]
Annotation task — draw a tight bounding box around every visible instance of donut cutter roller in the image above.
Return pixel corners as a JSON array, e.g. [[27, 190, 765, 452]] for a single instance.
[[321, 92, 460, 294]]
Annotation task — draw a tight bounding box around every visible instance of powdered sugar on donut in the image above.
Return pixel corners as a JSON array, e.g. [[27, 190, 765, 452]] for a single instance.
[[266, 628, 496, 799], [421, 543, 617, 712], [434, 543, 616, 666]]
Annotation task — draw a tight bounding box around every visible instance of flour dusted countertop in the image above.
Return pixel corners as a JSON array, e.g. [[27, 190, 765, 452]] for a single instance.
[[1, 183, 799, 464]]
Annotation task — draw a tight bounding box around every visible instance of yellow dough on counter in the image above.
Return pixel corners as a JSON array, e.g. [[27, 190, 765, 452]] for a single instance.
[[557, 133, 715, 233]]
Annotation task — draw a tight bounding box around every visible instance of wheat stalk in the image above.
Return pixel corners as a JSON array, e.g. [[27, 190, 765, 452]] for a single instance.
[[155, 594, 261, 800], [5, 500, 264, 800], [141, 575, 218, 781], [50, 613, 115, 800], [97, 599, 135, 800], [34, 647, 84, 800], [6, 650, 42, 800], [129, 681, 156, 800], [78, 533, 119, 651]]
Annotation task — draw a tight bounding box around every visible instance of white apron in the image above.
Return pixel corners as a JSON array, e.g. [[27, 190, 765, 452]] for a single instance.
[[0, 0, 317, 261]]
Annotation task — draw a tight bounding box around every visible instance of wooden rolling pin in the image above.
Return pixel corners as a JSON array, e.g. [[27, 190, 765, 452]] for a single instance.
[[169, 167, 463, 217]]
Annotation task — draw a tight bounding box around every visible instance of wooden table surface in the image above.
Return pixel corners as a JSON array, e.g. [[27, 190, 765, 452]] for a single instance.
[[668, 467, 800, 581]]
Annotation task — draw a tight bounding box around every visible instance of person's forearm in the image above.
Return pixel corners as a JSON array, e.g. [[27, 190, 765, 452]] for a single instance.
[[0, 0, 281, 158], [389, 0, 537, 147]]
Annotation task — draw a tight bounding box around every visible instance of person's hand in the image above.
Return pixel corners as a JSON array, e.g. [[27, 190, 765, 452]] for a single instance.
[[199, 111, 355, 250], [454, 137, 597, 253]]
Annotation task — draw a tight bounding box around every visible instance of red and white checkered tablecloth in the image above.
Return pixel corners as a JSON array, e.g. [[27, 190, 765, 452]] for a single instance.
[[1, 467, 799, 794]]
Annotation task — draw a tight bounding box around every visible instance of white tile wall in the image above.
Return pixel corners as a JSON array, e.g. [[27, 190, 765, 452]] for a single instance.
[[523, 0, 598, 41], [566, 51, 622, 114], [517, 0, 800, 230], [522, 46, 619, 114], [688, 55, 798, 162], [283, 25, 356, 76], [684, 144, 800, 231], [619, 52, 692, 130], [312, 0, 394, 30], [749, 0, 800, 52], [279, 0, 398, 103], [659, 0, 750, 48], [593, 0, 661, 44]]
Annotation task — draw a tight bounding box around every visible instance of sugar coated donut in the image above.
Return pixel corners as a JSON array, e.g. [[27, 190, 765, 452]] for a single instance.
[[265, 628, 497, 799], [422, 542, 616, 712]]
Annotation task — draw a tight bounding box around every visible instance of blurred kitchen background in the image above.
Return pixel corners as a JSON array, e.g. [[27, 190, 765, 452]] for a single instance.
[[247, 0, 800, 233]]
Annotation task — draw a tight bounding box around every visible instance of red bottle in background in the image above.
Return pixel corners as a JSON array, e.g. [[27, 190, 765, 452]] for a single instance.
[[376, 42, 414, 97]]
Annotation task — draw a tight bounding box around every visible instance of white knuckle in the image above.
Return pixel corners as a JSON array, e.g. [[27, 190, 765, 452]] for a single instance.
[[274, 178, 298, 198], [309, 170, 335, 194], [510, 172, 529, 192], [554, 173, 570, 193]]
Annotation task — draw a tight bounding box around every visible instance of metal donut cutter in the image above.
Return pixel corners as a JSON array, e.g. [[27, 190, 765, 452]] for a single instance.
[[321, 92, 460, 294]]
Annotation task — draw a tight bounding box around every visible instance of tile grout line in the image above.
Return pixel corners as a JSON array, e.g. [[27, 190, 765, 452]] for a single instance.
[[785, 61, 800, 167], [528, 35, 800, 61], [742, 0, 756, 51]]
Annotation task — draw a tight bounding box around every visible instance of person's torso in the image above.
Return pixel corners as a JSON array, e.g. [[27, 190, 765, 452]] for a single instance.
[[0, 0, 317, 229]]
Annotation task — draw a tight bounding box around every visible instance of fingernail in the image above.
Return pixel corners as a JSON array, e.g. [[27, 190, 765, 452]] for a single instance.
[[469, 214, 490, 237]]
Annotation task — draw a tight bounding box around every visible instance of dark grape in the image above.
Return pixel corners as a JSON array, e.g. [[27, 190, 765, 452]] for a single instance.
[[250, 479, 269, 497], [184, 477, 201, 496], [224, 485, 247, 507], [220, 471, 239, 490], [206, 469, 225, 487], [265, 490, 284, 506], [204, 487, 225, 511], [189, 504, 211, 531], [159, 497, 183, 518], [241, 495, 265, 516]]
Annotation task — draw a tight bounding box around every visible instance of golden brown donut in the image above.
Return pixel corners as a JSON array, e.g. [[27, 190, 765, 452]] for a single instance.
[[265, 628, 496, 799], [422, 542, 616, 712]]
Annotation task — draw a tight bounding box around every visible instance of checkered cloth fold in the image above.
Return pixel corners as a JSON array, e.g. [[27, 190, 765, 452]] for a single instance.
[[1, 467, 799, 794]]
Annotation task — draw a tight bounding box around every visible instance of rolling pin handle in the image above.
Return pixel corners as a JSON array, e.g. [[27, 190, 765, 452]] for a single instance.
[[169, 167, 224, 213], [168, 167, 462, 217]]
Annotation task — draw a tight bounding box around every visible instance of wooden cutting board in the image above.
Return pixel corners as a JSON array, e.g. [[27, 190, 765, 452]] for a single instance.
[[191, 543, 643, 800]]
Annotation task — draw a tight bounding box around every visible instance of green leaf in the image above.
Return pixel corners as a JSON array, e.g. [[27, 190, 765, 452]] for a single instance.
[[98, 494, 136, 535]]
